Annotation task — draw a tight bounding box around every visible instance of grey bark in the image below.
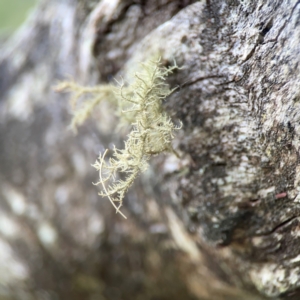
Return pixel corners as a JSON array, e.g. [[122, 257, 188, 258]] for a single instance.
[[0, 0, 300, 299]]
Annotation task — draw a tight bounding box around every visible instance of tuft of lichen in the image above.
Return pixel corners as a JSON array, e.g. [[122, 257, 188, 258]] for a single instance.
[[55, 81, 116, 133], [57, 58, 181, 218], [93, 59, 181, 218]]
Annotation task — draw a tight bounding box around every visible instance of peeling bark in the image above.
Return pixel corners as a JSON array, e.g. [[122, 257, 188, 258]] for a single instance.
[[0, 0, 300, 299]]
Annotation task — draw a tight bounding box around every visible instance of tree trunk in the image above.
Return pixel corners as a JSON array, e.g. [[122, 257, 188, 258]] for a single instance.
[[1, 0, 300, 299]]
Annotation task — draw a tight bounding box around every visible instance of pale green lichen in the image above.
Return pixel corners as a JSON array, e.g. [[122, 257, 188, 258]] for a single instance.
[[55, 81, 116, 133], [57, 58, 181, 218]]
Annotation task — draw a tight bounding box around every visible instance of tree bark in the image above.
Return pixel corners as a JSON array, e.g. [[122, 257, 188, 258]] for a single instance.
[[0, 0, 300, 299]]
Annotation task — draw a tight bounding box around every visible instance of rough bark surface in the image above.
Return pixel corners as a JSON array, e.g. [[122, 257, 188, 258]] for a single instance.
[[0, 0, 300, 299]]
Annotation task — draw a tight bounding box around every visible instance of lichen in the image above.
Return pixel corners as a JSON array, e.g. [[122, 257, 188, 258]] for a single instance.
[[55, 81, 116, 133], [57, 58, 182, 218]]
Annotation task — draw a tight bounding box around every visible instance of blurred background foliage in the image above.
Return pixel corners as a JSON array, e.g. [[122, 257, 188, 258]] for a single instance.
[[0, 0, 37, 35]]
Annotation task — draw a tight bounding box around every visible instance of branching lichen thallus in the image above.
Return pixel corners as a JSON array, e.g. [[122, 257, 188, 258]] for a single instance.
[[92, 59, 182, 219]]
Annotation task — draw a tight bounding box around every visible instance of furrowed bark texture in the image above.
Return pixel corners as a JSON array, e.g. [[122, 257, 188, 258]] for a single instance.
[[0, 0, 300, 299]]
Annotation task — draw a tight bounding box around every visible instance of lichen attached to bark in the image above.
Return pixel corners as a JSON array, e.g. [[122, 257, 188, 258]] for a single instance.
[[57, 58, 182, 218]]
